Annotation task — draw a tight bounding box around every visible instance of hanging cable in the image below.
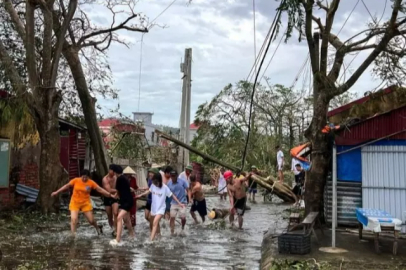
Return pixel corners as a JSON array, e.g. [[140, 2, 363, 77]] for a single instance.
[[259, 26, 287, 83], [240, 0, 285, 171]]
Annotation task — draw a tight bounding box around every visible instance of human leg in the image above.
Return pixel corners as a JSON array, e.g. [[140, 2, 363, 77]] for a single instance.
[[144, 202, 151, 222], [112, 202, 119, 233], [179, 207, 187, 230], [115, 209, 128, 243], [70, 210, 79, 235], [83, 210, 102, 235], [105, 206, 113, 228], [150, 214, 163, 241], [170, 205, 178, 235], [124, 212, 135, 238]]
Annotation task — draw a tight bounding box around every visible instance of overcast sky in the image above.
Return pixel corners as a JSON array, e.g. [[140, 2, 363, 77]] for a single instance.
[[86, 0, 390, 127]]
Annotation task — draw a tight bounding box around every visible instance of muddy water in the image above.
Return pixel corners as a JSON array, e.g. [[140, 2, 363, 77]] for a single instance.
[[0, 196, 289, 270]]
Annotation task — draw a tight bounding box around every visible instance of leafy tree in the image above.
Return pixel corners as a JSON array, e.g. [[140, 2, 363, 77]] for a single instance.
[[278, 0, 406, 213], [0, 0, 147, 212], [192, 81, 308, 174]]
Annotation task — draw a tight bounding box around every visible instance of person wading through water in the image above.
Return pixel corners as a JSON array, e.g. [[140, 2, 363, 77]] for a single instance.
[[123, 166, 148, 228], [51, 169, 116, 236], [167, 170, 192, 235], [160, 166, 173, 220], [217, 168, 227, 201], [225, 170, 251, 229], [102, 164, 119, 235], [179, 165, 193, 203], [109, 165, 136, 246], [190, 175, 208, 224], [248, 166, 259, 202], [144, 168, 159, 225], [137, 172, 185, 241]]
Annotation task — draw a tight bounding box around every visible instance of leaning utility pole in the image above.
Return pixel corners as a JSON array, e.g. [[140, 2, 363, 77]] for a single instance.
[[179, 48, 192, 170]]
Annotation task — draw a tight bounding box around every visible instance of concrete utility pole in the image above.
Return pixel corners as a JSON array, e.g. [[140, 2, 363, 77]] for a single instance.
[[179, 48, 192, 169]]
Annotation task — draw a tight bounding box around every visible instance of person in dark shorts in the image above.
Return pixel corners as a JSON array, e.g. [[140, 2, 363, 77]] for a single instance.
[[190, 175, 207, 224], [226, 170, 250, 229], [248, 166, 259, 202], [109, 165, 135, 246], [102, 164, 119, 233], [292, 164, 305, 206]]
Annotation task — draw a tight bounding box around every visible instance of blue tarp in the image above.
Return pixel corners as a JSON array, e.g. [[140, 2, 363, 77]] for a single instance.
[[337, 140, 406, 182]]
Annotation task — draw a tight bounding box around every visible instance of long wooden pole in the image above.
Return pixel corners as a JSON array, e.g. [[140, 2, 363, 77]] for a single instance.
[[157, 130, 296, 202], [157, 130, 240, 171]]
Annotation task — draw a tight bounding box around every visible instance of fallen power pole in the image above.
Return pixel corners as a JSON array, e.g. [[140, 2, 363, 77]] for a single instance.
[[157, 130, 296, 202]]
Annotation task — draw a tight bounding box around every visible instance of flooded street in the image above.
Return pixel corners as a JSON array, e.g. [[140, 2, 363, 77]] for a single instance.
[[0, 195, 288, 270]]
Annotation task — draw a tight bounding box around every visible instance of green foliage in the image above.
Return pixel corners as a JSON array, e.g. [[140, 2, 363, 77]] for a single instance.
[[278, 0, 305, 42], [192, 80, 309, 173], [270, 259, 333, 270]]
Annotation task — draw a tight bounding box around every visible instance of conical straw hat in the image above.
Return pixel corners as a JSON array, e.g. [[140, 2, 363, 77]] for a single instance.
[[123, 166, 136, 175]]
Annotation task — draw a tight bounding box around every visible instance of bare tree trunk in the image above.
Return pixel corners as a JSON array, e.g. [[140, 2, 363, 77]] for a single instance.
[[34, 88, 64, 213], [304, 92, 330, 214], [63, 46, 108, 177]]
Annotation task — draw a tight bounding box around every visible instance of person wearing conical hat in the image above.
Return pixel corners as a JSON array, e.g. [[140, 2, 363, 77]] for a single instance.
[[123, 166, 148, 228], [179, 165, 193, 185]]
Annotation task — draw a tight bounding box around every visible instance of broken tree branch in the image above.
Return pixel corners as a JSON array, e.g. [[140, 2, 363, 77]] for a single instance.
[[156, 130, 297, 202]]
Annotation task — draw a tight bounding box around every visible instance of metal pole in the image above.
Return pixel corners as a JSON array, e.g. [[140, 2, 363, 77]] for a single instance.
[[332, 143, 337, 248]]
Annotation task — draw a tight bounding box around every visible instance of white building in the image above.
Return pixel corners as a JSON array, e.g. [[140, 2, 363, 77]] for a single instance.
[[133, 112, 161, 146]]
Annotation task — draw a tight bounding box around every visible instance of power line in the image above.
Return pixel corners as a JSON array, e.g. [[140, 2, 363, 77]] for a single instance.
[[259, 26, 287, 83], [148, 0, 178, 30], [240, 0, 285, 171]]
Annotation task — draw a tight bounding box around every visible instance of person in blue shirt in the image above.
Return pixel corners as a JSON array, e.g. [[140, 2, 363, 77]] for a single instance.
[[167, 170, 192, 235]]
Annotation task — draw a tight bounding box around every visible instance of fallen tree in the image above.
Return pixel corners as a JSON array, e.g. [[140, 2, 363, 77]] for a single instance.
[[156, 130, 296, 203]]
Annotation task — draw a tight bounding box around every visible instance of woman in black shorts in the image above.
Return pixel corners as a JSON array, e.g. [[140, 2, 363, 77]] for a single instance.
[[109, 165, 135, 246]]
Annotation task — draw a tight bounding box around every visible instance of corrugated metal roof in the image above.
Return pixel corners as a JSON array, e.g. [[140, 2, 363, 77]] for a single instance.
[[16, 184, 38, 203], [328, 86, 395, 117], [362, 145, 406, 222], [335, 105, 406, 145]]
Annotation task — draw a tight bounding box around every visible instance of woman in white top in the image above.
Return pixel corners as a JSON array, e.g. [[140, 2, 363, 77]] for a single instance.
[[217, 170, 227, 201], [137, 172, 185, 241]]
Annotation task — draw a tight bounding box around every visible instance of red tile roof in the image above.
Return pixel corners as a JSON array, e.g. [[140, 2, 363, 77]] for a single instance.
[[190, 123, 199, 130], [98, 118, 120, 127]]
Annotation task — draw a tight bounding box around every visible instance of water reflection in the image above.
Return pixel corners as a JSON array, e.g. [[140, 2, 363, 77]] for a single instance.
[[0, 195, 289, 270]]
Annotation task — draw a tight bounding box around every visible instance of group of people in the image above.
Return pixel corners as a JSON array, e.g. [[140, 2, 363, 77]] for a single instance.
[[51, 164, 209, 246]]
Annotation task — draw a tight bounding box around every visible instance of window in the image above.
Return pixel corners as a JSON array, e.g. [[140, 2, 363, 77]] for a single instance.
[[151, 132, 155, 142]]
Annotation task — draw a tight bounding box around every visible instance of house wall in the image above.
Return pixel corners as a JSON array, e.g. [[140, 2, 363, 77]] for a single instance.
[[0, 119, 87, 209]]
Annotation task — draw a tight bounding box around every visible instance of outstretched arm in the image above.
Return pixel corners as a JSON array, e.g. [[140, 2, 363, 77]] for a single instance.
[[95, 186, 115, 198], [171, 194, 185, 207], [136, 190, 150, 199], [51, 183, 71, 197]]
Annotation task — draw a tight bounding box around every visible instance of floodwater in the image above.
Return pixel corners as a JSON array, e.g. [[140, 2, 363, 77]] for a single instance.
[[0, 195, 289, 270]]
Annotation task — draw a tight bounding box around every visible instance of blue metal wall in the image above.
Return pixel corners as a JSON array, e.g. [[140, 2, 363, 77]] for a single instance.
[[336, 140, 406, 182]]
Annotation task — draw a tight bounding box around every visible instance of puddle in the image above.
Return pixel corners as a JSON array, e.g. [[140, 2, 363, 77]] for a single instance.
[[0, 195, 289, 270]]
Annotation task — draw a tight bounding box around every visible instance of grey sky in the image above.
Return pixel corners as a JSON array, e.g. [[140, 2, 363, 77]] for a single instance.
[[88, 0, 391, 127]]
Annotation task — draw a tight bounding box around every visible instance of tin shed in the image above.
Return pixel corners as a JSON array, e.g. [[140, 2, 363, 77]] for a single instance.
[[326, 90, 406, 226]]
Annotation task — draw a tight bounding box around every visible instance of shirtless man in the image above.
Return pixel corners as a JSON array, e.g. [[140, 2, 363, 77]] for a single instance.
[[225, 170, 251, 229], [190, 175, 207, 224], [102, 164, 119, 235]]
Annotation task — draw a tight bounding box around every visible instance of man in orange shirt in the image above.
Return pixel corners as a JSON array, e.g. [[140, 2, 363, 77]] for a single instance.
[[52, 169, 116, 236]]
